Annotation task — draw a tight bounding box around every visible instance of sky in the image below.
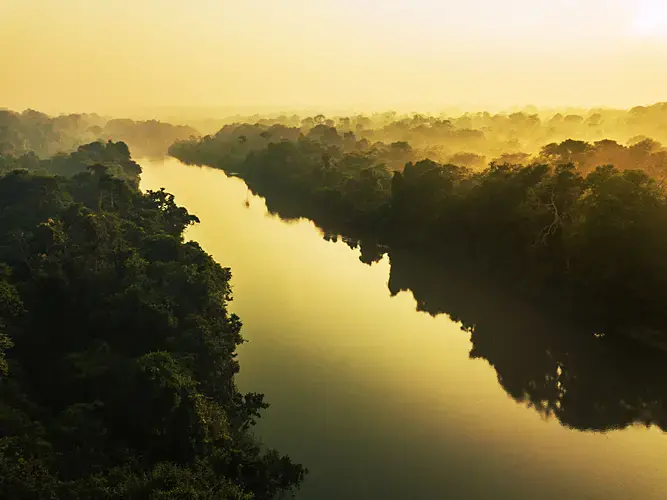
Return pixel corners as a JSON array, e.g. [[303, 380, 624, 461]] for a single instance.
[[1, 0, 666, 116]]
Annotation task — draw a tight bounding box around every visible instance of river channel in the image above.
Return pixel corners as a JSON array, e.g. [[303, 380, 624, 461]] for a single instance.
[[141, 157, 666, 500]]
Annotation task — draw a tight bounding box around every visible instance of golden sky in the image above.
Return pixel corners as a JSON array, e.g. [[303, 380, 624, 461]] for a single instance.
[[1, 0, 666, 115]]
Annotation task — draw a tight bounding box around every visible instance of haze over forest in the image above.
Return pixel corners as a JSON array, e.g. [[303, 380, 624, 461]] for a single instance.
[[4, 1, 667, 499]]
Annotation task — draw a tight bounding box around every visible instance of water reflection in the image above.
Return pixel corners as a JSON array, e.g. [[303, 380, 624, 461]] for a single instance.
[[140, 159, 667, 500], [269, 202, 667, 434], [385, 249, 667, 432]]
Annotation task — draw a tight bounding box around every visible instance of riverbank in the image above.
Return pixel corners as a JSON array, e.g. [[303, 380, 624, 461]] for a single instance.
[[140, 156, 667, 500]]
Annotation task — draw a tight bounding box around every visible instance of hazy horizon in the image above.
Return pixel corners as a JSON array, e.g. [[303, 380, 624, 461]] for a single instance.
[[2, 0, 666, 117], [3, 3, 667, 499], [9, 102, 663, 124]]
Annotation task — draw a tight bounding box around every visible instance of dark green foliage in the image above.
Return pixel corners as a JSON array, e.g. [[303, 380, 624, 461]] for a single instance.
[[0, 139, 142, 187], [386, 248, 667, 432], [172, 131, 667, 346], [0, 155, 305, 498]]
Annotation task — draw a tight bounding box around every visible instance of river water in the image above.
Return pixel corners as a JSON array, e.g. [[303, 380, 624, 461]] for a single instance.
[[140, 157, 667, 500]]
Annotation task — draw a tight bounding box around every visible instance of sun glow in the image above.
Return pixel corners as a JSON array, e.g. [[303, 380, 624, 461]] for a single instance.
[[1, 0, 666, 114], [629, 0, 667, 37]]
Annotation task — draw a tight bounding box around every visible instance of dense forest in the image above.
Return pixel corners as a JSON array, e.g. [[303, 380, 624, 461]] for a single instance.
[[170, 102, 667, 349], [386, 248, 667, 431], [0, 141, 305, 498], [4, 102, 667, 496], [0, 109, 198, 159], [171, 102, 667, 167]]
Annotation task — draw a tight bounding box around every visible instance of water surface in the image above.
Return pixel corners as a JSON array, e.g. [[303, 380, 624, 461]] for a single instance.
[[141, 157, 666, 500]]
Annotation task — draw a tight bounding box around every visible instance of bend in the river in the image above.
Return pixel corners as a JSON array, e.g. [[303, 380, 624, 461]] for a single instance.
[[140, 157, 667, 500]]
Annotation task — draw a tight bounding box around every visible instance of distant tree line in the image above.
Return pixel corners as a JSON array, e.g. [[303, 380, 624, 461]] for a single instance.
[[180, 102, 667, 165], [9, 102, 667, 164], [171, 122, 667, 349], [1, 109, 199, 159]]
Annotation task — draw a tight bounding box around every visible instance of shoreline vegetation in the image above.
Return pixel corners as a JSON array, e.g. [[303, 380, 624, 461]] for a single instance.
[[0, 139, 305, 498], [168, 102, 667, 352], [4, 102, 667, 495]]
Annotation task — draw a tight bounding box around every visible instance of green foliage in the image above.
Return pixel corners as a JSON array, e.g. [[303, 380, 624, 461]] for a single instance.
[[386, 247, 667, 432], [0, 109, 105, 158], [0, 156, 305, 497], [0, 109, 199, 159], [0, 138, 142, 192], [172, 129, 667, 345]]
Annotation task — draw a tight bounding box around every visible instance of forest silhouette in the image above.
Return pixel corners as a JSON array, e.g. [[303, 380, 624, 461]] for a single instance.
[[167, 103, 667, 432], [5, 0, 667, 495], [4, 103, 667, 497], [170, 103, 667, 351], [0, 138, 305, 498]]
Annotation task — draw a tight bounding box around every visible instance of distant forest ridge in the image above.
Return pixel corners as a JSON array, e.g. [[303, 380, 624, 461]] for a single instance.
[[3, 102, 667, 164], [0, 108, 199, 158], [169, 101, 667, 353], [4, 104, 667, 444]]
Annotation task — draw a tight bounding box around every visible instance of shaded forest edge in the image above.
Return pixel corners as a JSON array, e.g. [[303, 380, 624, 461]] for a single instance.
[[386, 247, 667, 432], [170, 121, 667, 352], [170, 116, 667, 433], [0, 142, 306, 498]]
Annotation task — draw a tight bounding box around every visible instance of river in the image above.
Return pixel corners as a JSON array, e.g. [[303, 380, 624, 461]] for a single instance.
[[140, 157, 667, 500]]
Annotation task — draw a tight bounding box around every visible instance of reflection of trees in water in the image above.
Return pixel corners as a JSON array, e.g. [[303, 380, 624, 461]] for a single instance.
[[260, 188, 667, 432], [386, 248, 667, 433]]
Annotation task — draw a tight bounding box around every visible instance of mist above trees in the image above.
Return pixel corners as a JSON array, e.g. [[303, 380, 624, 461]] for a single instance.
[[170, 102, 667, 351]]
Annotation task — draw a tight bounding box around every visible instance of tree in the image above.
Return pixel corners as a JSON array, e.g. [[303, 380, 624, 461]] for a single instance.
[[0, 158, 306, 497]]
